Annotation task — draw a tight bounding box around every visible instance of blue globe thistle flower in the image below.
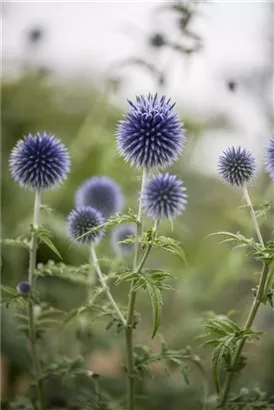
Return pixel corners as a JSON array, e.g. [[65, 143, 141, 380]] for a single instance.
[[142, 173, 188, 220], [218, 146, 256, 186], [67, 206, 105, 245], [265, 137, 274, 180], [16, 281, 31, 296], [111, 224, 136, 256], [75, 176, 124, 219], [9, 132, 70, 190], [116, 94, 185, 169]]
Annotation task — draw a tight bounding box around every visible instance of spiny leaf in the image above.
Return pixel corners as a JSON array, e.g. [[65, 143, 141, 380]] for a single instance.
[[146, 281, 163, 339], [180, 363, 189, 385], [1, 285, 18, 299], [31, 225, 62, 259], [153, 236, 187, 263], [206, 231, 262, 252], [212, 337, 233, 394], [73, 209, 138, 243], [255, 201, 274, 219]]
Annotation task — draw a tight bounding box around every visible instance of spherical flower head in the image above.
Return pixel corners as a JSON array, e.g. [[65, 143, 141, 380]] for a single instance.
[[75, 176, 124, 219], [9, 132, 70, 191], [142, 173, 188, 220], [265, 137, 274, 180], [217, 146, 256, 186], [111, 224, 136, 256], [116, 94, 185, 169], [67, 206, 105, 245], [16, 281, 31, 296]]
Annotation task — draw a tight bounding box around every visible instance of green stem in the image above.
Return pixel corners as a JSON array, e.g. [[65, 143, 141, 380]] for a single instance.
[[125, 168, 149, 410], [219, 187, 269, 408], [135, 219, 159, 274], [28, 190, 44, 410], [242, 185, 264, 248], [87, 249, 96, 302], [219, 262, 269, 407], [90, 245, 126, 327]]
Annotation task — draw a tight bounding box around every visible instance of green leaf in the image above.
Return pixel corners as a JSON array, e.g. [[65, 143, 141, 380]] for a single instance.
[[0, 237, 29, 249], [255, 201, 274, 219], [180, 363, 189, 385], [212, 339, 230, 394], [1, 285, 18, 299], [73, 209, 138, 244], [206, 231, 262, 254], [31, 225, 62, 259], [146, 282, 163, 339], [153, 236, 187, 263]]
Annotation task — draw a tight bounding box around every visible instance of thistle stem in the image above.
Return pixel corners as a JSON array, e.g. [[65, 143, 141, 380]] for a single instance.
[[125, 168, 149, 410], [242, 184, 264, 248], [28, 190, 44, 410], [90, 245, 127, 327], [218, 188, 269, 408]]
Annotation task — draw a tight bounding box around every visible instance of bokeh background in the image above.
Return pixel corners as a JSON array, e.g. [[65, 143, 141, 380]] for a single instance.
[[1, 1, 274, 409]]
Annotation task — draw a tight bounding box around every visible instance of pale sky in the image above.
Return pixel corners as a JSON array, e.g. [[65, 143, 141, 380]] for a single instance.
[[2, 1, 273, 170]]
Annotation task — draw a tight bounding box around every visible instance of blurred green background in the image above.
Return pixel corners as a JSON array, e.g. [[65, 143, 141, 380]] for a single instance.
[[1, 1, 274, 409]]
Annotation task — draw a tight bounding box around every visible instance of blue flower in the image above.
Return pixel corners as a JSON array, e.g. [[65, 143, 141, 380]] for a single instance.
[[265, 137, 274, 180], [111, 224, 136, 256], [142, 173, 188, 220], [67, 206, 105, 245], [9, 132, 70, 190], [16, 281, 31, 296], [116, 94, 185, 169], [75, 176, 123, 219], [218, 146, 256, 186]]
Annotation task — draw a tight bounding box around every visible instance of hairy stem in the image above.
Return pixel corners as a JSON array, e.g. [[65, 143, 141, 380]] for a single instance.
[[219, 187, 269, 408], [28, 190, 44, 410], [125, 168, 149, 410], [90, 245, 127, 327]]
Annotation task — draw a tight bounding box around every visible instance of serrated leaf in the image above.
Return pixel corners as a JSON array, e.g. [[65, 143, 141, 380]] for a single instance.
[[212, 336, 234, 394], [73, 209, 138, 244], [212, 342, 225, 394], [1, 285, 18, 298], [146, 282, 163, 339], [180, 363, 189, 385], [31, 226, 62, 259], [202, 339, 220, 348], [206, 231, 262, 253], [153, 236, 187, 263], [40, 235, 62, 259]]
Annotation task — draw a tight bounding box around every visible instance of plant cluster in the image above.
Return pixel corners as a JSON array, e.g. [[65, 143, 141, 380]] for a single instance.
[[1, 95, 273, 410]]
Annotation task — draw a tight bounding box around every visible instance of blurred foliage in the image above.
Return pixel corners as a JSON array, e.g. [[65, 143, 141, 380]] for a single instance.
[[1, 70, 274, 409]]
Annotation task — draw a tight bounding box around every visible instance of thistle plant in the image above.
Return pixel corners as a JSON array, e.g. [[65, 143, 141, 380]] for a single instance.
[[115, 94, 187, 410], [8, 132, 70, 410], [203, 144, 274, 408], [2, 96, 206, 410]]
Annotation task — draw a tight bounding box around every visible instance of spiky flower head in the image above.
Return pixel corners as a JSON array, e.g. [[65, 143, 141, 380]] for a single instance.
[[16, 281, 31, 296], [265, 137, 274, 180], [116, 94, 185, 169], [111, 224, 136, 256], [218, 146, 256, 186], [67, 206, 105, 245], [9, 132, 70, 190], [75, 176, 123, 219], [142, 173, 187, 220]]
